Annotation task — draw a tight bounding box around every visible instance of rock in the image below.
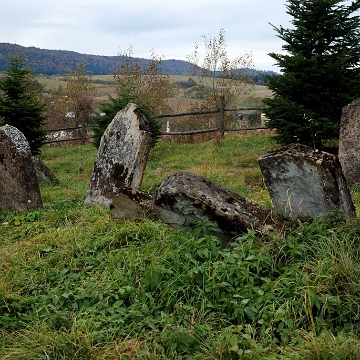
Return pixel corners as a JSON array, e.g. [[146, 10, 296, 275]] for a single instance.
[[32, 156, 59, 184], [153, 171, 286, 245], [258, 143, 355, 220], [0, 124, 43, 211], [110, 185, 157, 222], [84, 103, 152, 207], [339, 98, 360, 185]]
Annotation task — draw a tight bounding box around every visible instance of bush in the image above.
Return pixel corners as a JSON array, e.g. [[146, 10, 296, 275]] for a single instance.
[[92, 84, 162, 148]]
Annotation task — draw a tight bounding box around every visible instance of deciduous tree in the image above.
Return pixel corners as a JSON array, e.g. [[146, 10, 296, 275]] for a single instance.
[[187, 28, 254, 110], [186, 29, 254, 138], [113, 47, 173, 116], [92, 48, 168, 148], [66, 64, 96, 144]]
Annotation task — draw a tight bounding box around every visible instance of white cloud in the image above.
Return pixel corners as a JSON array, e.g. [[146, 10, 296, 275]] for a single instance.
[[0, 0, 292, 71]]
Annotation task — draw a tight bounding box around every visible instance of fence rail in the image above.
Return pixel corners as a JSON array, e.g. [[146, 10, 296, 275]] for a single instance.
[[158, 107, 260, 118], [44, 105, 266, 144]]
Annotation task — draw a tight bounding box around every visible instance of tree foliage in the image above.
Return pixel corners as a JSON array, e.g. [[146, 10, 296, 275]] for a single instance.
[[263, 0, 360, 148], [65, 64, 96, 144], [92, 48, 168, 148], [113, 47, 173, 116], [92, 83, 162, 148], [0, 54, 47, 155], [187, 28, 254, 110], [0, 43, 193, 76]]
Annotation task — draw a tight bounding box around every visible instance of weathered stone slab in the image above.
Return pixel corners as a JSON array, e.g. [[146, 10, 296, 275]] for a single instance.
[[258, 144, 355, 220], [110, 185, 157, 222], [0, 124, 43, 211], [32, 156, 59, 185], [84, 103, 152, 207], [339, 98, 360, 185], [153, 171, 286, 245]]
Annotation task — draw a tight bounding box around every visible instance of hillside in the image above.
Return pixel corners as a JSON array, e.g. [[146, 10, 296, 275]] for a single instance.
[[0, 43, 192, 75], [0, 43, 277, 81]]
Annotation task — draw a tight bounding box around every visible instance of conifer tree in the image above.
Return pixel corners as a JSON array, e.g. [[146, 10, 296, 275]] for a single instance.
[[0, 54, 46, 155], [263, 0, 360, 149]]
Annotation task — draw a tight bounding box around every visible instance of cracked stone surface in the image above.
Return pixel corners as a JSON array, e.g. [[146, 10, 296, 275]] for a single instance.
[[154, 171, 286, 245], [0, 124, 43, 211], [258, 143, 355, 220], [339, 98, 360, 185], [84, 103, 152, 207]]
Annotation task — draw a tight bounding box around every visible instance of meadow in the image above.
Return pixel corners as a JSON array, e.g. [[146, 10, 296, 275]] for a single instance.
[[37, 74, 272, 113], [1, 133, 360, 359]]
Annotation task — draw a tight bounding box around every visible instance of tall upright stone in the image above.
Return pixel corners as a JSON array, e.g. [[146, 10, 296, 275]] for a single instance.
[[339, 98, 360, 185], [0, 124, 43, 211], [84, 103, 152, 207], [258, 144, 355, 220]]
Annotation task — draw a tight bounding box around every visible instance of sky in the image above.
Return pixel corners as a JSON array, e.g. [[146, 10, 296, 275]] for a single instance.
[[0, 0, 293, 72]]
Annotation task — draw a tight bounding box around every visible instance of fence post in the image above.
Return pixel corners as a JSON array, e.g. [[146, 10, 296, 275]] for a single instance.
[[219, 96, 225, 139]]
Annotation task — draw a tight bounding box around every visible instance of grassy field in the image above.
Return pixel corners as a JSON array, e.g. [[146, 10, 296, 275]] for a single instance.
[[37, 74, 272, 113], [1, 133, 360, 359]]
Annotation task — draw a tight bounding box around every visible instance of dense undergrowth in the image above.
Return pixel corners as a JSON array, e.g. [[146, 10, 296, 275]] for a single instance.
[[1, 134, 360, 359]]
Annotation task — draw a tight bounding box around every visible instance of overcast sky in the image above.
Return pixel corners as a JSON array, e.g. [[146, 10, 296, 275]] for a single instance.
[[1, 0, 292, 72]]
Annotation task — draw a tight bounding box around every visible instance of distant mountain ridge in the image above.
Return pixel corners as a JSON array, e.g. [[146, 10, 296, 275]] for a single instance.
[[0, 43, 193, 75], [0, 43, 277, 80]]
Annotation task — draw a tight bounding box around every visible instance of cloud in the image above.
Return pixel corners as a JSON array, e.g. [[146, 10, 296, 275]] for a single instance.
[[0, 0, 291, 71]]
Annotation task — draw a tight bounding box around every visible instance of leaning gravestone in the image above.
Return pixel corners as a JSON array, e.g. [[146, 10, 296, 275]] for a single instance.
[[154, 171, 286, 246], [339, 98, 360, 185], [84, 103, 152, 207], [258, 144, 355, 220], [0, 124, 43, 211]]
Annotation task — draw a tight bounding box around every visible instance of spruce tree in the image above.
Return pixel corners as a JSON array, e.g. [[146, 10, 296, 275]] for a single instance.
[[263, 0, 360, 149], [0, 55, 46, 155]]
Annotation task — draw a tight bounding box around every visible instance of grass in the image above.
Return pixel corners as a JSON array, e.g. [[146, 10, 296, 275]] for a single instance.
[[142, 132, 274, 207], [37, 74, 272, 113], [1, 133, 360, 359]]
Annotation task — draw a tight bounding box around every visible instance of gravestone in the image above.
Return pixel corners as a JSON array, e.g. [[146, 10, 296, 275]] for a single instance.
[[0, 124, 43, 211], [258, 144, 355, 220], [339, 98, 360, 185], [32, 156, 59, 185], [154, 171, 286, 245], [110, 184, 157, 222], [84, 103, 152, 207]]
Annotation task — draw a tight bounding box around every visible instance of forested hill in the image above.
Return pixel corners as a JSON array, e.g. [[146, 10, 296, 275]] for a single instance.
[[0, 43, 277, 82], [0, 43, 192, 75]]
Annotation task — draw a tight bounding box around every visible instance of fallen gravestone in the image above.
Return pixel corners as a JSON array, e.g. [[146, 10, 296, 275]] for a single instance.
[[110, 185, 157, 222], [0, 124, 43, 211], [153, 171, 286, 245], [32, 156, 59, 185], [84, 103, 153, 207], [258, 144, 355, 220], [339, 98, 360, 185]]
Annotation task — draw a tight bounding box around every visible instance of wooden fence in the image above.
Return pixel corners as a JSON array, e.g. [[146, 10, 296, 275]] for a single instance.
[[44, 105, 267, 145], [158, 106, 266, 137]]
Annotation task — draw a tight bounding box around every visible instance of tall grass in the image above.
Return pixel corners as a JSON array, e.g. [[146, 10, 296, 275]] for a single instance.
[[1, 134, 360, 359]]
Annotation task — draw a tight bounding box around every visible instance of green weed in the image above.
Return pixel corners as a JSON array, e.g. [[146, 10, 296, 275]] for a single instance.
[[1, 135, 360, 358]]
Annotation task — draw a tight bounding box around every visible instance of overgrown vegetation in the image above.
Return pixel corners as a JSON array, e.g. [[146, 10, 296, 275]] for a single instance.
[[65, 64, 96, 145], [1, 134, 360, 359], [92, 83, 162, 149], [91, 48, 168, 148], [187, 28, 254, 110]]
